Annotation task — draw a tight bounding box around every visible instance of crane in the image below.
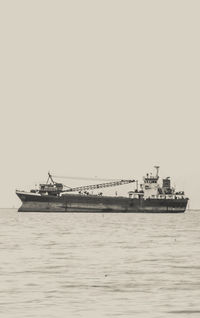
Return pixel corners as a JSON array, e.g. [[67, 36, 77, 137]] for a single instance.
[[44, 173, 135, 195], [61, 179, 135, 193]]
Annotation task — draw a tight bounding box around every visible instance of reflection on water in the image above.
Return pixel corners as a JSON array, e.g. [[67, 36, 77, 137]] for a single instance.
[[0, 209, 200, 317]]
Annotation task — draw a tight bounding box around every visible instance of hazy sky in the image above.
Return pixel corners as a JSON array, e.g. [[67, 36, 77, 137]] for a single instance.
[[0, 0, 200, 208]]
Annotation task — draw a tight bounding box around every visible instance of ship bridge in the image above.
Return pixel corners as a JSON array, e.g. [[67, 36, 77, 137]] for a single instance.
[[142, 166, 160, 199], [144, 176, 158, 184]]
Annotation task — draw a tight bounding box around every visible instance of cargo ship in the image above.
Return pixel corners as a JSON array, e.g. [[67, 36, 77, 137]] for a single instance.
[[16, 166, 188, 213]]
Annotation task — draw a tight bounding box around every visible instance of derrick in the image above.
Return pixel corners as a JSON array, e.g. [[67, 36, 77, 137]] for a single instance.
[[48, 173, 135, 193], [62, 179, 135, 193]]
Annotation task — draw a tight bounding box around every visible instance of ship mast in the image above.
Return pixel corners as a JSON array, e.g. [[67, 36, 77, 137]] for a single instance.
[[46, 172, 55, 185], [154, 166, 160, 178]]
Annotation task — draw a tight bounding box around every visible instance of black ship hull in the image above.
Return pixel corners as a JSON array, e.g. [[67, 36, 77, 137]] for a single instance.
[[16, 192, 188, 213]]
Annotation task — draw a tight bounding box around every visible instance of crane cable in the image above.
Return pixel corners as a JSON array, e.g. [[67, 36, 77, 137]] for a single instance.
[[52, 175, 125, 182]]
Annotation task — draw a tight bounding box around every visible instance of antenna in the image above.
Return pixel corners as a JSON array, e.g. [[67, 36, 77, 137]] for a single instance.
[[154, 166, 160, 178]]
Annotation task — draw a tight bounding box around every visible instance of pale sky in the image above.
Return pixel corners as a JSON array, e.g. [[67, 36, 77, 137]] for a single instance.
[[0, 0, 200, 208]]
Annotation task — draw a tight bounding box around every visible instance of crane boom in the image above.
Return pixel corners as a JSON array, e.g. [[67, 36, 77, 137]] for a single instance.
[[61, 179, 135, 193]]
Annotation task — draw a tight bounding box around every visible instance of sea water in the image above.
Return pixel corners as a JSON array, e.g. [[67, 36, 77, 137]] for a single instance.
[[0, 209, 200, 318]]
